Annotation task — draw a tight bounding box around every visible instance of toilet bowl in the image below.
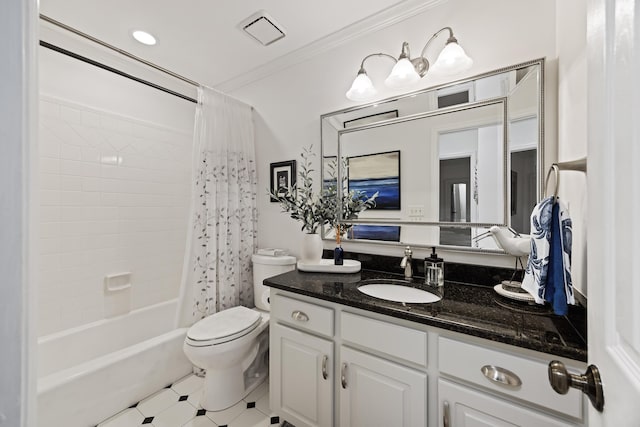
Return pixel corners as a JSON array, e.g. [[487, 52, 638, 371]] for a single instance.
[[183, 252, 295, 411]]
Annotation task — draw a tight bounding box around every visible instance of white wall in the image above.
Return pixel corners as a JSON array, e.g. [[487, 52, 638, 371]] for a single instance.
[[38, 46, 195, 336], [231, 0, 557, 266], [556, 0, 587, 297]]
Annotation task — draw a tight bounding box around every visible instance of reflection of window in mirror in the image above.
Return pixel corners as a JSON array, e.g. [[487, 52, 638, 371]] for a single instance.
[[436, 82, 473, 109]]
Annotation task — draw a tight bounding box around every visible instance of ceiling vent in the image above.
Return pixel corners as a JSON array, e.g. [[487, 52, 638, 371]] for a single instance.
[[239, 10, 286, 46]]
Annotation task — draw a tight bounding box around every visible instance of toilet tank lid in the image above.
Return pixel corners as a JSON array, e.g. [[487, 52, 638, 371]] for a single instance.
[[187, 306, 261, 341], [252, 253, 296, 265]]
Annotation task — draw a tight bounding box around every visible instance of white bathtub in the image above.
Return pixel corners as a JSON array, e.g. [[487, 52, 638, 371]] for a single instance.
[[37, 299, 192, 427]]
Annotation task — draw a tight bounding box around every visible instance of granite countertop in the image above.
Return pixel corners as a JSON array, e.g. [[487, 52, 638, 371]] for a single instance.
[[265, 268, 587, 362]]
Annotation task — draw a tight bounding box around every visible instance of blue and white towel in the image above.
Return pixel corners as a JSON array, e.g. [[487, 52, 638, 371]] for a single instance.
[[522, 196, 574, 315]]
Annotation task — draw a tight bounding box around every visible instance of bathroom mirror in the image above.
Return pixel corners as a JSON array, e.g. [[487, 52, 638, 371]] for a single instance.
[[321, 58, 544, 251]]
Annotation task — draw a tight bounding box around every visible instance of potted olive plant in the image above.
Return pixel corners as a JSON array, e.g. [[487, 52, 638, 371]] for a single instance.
[[269, 146, 377, 263]]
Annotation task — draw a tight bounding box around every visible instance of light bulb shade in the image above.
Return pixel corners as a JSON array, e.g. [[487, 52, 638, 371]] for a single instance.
[[384, 58, 420, 89], [346, 72, 377, 101], [430, 42, 473, 75]]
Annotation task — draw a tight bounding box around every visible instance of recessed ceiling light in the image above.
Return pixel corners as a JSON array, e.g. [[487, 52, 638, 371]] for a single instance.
[[132, 30, 156, 46]]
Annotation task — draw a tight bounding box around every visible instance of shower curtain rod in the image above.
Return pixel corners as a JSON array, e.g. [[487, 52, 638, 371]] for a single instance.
[[39, 14, 199, 104]]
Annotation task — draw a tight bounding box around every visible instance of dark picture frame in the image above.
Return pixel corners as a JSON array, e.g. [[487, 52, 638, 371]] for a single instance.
[[343, 109, 399, 129], [347, 150, 401, 210], [270, 160, 296, 202]]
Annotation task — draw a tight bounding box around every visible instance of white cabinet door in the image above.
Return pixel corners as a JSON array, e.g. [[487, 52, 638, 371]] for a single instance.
[[270, 323, 333, 427], [339, 346, 427, 427], [438, 379, 578, 427]]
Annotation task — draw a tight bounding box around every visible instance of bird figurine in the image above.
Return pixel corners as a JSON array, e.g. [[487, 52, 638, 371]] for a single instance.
[[476, 226, 532, 295], [488, 226, 530, 257]]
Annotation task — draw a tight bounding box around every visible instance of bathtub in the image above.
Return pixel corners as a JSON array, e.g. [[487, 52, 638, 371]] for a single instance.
[[37, 299, 193, 427]]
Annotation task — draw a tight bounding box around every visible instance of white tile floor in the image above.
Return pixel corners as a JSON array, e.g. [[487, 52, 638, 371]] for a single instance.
[[97, 374, 281, 427]]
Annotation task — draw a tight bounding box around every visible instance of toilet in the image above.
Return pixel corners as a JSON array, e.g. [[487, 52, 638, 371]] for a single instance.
[[183, 252, 296, 411]]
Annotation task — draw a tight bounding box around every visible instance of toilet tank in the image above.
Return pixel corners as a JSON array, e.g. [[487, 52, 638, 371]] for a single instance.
[[252, 253, 296, 311]]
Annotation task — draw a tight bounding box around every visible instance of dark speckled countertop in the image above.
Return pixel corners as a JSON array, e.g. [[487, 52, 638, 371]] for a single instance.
[[264, 268, 587, 362]]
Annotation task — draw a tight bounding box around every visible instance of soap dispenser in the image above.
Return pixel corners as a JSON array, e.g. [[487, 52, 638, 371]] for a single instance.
[[425, 247, 444, 287]]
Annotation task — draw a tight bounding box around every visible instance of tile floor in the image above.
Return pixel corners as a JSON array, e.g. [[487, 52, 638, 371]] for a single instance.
[[97, 374, 281, 427]]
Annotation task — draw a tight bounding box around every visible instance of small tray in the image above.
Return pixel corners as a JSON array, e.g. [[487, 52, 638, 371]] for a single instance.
[[297, 259, 361, 273], [493, 284, 535, 302]]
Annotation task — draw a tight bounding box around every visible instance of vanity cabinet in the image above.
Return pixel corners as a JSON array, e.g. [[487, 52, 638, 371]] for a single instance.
[[269, 290, 584, 427], [270, 294, 335, 427], [438, 379, 578, 427], [270, 292, 427, 427], [339, 346, 427, 427], [270, 323, 333, 427]]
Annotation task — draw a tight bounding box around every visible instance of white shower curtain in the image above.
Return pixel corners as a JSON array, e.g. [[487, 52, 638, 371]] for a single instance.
[[176, 86, 257, 327]]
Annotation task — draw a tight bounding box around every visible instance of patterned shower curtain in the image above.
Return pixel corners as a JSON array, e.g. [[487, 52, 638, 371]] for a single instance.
[[176, 86, 257, 327]]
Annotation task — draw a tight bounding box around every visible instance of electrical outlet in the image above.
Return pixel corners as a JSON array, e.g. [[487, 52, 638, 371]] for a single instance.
[[408, 205, 424, 221]]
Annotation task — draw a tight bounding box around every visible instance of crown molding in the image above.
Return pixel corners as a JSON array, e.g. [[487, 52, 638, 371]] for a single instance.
[[216, 0, 449, 93]]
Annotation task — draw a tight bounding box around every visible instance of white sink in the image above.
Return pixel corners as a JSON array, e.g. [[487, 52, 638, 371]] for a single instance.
[[358, 283, 442, 304]]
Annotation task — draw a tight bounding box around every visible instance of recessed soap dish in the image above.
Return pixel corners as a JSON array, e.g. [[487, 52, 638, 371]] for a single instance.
[[104, 272, 132, 292]]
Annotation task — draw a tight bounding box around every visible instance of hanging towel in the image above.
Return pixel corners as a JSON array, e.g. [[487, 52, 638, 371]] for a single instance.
[[522, 196, 574, 315]]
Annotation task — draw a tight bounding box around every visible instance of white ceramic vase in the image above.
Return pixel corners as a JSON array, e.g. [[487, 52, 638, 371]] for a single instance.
[[300, 233, 323, 264]]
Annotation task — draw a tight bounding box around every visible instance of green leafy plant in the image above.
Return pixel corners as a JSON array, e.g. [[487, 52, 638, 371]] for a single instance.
[[269, 146, 377, 234], [322, 157, 377, 236]]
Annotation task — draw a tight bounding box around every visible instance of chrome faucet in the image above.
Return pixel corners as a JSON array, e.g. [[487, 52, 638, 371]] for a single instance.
[[400, 246, 413, 279]]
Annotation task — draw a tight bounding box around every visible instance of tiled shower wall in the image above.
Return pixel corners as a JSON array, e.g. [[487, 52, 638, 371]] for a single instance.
[[38, 96, 193, 336]]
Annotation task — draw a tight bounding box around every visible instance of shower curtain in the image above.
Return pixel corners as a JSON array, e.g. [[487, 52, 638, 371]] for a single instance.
[[176, 86, 257, 327]]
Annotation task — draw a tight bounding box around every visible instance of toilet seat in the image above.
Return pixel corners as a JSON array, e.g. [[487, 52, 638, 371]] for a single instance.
[[186, 306, 262, 347]]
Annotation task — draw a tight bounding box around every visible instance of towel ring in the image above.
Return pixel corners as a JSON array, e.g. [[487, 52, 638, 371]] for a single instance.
[[545, 164, 560, 200]]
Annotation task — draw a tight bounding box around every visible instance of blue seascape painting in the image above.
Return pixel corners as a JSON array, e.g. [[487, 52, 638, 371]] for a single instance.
[[349, 225, 401, 242], [348, 177, 400, 209], [348, 150, 400, 210]]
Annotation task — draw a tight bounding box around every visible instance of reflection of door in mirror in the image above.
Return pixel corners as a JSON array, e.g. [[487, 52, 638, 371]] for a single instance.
[[439, 158, 471, 246], [511, 149, 536, 234]]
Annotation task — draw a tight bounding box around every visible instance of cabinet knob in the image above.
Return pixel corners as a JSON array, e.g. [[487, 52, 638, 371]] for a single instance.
[[322, 355, 329, 380], [548, 360, 604, 412], [291, 310, 309, 322], [480, 365, 522, 388], [341, 363, 348, 389]]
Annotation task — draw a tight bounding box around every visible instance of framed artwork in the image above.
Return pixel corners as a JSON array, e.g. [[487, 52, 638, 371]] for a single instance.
[[270, 160, 296, 202], [348, 150, 401, 210], [343, 110, 398, 129], [348, 225, 401, 242]]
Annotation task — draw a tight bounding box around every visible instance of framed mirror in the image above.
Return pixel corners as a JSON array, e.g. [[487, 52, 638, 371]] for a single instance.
[[321, 58, 544, 251]]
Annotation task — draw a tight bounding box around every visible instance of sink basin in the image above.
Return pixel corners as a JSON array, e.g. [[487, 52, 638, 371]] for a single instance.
[[358, 283, 442, 303]]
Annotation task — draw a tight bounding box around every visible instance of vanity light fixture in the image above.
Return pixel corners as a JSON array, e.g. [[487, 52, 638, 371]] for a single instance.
[[346, 27, 473, 101], [132, 30, 157, 46]]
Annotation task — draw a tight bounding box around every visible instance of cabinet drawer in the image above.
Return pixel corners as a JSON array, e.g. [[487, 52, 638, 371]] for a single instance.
[[341, 312, 427, 367], [438, 337, 583, 420], [439, 379, 579, 427], [271, 294, 334, 337]]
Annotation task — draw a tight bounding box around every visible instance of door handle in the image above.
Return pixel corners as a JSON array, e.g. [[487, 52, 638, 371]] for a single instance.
[[548, 360, 604, 412], [322, 355, 328, 380], [291, 310, 309, 322], [481, 365, 522, 388], [341, 363, 348, 389], [443, 400, 450, 427]]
